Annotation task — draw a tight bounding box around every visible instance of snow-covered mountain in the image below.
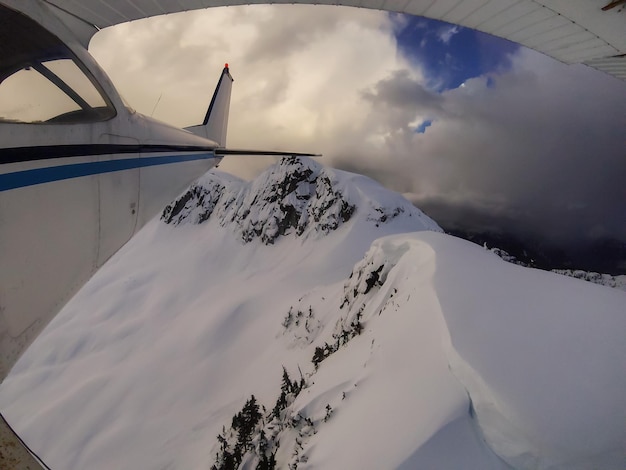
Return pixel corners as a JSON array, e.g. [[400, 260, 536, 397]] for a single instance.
[[0, 157, 624, 470], [487, 247, 626, 291]]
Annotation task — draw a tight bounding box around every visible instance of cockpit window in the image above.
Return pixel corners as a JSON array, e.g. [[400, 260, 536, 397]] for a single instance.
[[0, 5, 116, 124]]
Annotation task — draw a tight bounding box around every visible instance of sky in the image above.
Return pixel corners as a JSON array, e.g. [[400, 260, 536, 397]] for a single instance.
[[89, 4, 626, 249]]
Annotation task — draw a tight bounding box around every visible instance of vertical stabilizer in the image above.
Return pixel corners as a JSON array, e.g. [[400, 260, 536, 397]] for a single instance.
[[185, 64, 234, 146]]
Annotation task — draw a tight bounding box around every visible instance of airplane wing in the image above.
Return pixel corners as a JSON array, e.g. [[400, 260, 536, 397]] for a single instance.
[[35, 1, 625, 81], [41, 0, 254, 46]]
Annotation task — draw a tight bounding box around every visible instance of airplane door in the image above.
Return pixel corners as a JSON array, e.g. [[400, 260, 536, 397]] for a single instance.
[[96, 134, 140, 266]]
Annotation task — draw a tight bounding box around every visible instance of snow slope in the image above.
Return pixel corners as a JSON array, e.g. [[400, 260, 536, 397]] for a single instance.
[[0, 158, 624, 470]]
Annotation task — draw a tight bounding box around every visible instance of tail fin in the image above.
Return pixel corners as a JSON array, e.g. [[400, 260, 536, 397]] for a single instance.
[[185, 64, 234, 146]]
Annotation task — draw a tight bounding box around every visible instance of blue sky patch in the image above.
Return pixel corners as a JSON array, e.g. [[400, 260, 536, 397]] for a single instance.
[[391, 14, 519, 91], [415, 119, 432, 134]]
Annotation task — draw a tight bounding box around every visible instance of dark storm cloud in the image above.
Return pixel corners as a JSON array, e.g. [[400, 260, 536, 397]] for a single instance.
[[361, 69, 444, 115], [332, 49, 626, 244]]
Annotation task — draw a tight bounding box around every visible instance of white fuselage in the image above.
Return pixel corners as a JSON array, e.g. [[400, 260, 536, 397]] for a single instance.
[[0, 1, 222, 381]]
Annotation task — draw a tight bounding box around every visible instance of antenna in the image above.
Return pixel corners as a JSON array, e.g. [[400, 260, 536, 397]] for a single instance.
[[150, 93, 163, 118]]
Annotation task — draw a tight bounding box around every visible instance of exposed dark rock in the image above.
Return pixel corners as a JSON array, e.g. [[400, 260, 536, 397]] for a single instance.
[[162, 157, 356, 245]]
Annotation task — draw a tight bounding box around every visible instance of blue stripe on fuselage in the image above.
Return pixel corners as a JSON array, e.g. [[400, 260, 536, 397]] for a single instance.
[[0, 153, 217, 192]]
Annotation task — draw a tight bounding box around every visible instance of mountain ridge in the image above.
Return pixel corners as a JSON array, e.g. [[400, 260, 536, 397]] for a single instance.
[[162, 156, 441, 244]]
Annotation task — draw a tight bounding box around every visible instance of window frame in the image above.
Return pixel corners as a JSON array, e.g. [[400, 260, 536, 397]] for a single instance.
[[0, 4, 117, 125]]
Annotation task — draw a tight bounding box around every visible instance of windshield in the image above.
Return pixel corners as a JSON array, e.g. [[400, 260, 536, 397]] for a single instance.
[[0, 5, 116, 124]]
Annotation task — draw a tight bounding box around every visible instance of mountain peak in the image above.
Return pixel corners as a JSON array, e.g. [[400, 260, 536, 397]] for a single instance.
[[161, 156, 441, 244]]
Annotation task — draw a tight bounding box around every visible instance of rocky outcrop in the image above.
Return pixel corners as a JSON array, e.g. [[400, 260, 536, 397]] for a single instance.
[[162, 157, 356, 245]]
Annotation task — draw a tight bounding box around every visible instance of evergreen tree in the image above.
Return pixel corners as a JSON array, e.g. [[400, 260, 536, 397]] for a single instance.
[[281, 366, 293, 394], [223, 448, 239, 470], [217, 431, 228, 453], [312, 345, 327, 368], [258, 429, 268, 456], [235, 395, 262, 452], [272, 390, 287, 420], [256, 451, 277, 470]]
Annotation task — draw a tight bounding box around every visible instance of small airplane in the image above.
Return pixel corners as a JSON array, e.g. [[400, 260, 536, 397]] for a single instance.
[[0, 2, 317, 465]]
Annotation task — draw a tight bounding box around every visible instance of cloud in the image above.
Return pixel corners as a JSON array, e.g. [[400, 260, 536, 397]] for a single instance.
[[90, 5, 626, 245], [437, 25, 460, 44], [346, 49, 626, 243], [90, 5, 415, 175]]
